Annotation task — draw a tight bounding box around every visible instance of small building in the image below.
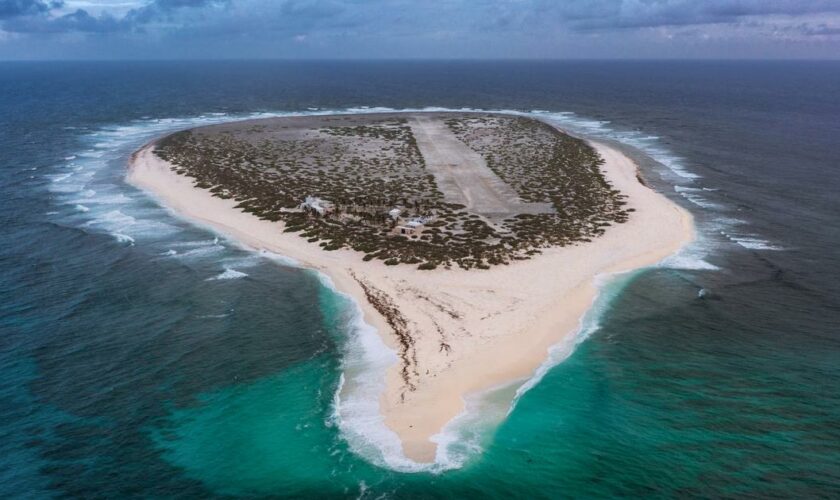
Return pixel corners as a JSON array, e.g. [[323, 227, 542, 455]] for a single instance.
[[300, 195, 334, 216], [395, 218, 426, 236], [388, 208, 403, 220]]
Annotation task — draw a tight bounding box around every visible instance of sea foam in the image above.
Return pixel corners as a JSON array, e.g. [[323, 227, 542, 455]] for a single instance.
[[317, 268, 510, 473], [112, 233, 135, 245], [46, 105, 736, 474], [727, 234, 784, 251], [320, 274, 427, 472], [206, 268, 248, 281]]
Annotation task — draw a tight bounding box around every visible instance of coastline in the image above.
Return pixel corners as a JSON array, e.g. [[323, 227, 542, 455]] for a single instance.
[[126, 132, 694, 465]]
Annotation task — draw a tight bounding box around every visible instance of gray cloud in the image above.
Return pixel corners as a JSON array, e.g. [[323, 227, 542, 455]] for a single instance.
[[4, 7, 124, 31], [0, 0, 63, 19], [537, 0, 840, 30], [124, 0, 228, 24], [7, 0, 840, 34], [0, 0, 228, 32], [804, 24, 840, 36], [2, 0, 840, 58]]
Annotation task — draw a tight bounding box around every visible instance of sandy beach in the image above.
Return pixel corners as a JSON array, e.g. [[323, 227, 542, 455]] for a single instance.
[[127, 127, 693, 464]]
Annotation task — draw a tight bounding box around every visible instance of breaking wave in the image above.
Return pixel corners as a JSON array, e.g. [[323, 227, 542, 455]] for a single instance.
[[206, 268, 248, 281], [43, 105, 752, 474]]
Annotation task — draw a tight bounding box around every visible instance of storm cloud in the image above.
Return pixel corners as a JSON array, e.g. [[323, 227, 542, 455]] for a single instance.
[[2, 0, 839, 58], [0, 0, 228, 32], [0, 0, 62, 19], [548, 0, 840, 30]]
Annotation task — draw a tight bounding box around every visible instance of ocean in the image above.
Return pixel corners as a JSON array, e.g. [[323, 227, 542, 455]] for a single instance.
[[1, 60, 839, 498]]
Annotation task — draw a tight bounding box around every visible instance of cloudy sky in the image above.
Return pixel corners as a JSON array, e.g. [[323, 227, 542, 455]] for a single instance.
[[2, 0, 840, 59]]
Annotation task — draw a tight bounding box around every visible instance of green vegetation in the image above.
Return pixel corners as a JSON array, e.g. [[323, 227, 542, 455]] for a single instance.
[[154, 113, 629, 270]]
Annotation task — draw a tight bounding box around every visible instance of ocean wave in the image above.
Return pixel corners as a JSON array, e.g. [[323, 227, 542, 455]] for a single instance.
[[112, 233, 135, 245], [524, 110, 777, 257], [197, 312, 232, 319], [170, 237, 220, 248], [320, 274, 415, 472], [429, 384, 512, 470], [47, 105, 735, 474], [49, 172, 74, 183], [174, 244, 225, 259], [651, 222, 721, 270], [315, 270, 489, 473], [73, 193, 134, 205], [674, 185, 723, 209], [77, 150, 104, 158], [323, 266, 567, 473], [726, 234, 784, 251], [537, 113, 702, 181], [206, 268, 248, 281], [660, 252, 720, 270], [84, 209, 136, 228], [80, 208, 177, 243], [250, 249, 300, 268], [217, 254, 267, 270], [509, 270, 632, 411]]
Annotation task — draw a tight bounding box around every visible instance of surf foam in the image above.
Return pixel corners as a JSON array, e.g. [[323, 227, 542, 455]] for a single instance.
[[46, 105, 735, 474], [206, 268, 248, 281]]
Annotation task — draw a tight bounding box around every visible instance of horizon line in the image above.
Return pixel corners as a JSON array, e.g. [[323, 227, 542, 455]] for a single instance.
[[2, 57, 840, 63]]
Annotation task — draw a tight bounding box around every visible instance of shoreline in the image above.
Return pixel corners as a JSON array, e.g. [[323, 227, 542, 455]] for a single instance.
[[126, 128, 694, 465]]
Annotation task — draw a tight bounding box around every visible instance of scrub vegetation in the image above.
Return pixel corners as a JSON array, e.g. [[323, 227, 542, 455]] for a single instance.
[[154, 113, 630, 269]]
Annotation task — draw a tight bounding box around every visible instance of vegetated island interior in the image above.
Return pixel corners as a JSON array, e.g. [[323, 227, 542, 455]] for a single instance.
[[131, 111, 691, 464], [154, 113, 631, 270]]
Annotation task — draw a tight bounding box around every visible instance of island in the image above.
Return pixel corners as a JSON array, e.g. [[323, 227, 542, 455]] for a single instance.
[[127, 112, 693, 463]]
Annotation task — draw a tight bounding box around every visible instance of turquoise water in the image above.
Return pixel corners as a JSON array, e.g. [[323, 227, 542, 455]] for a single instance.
[[153, 359, 351, 495], [150, 265, 838, 498], [2, 61, 839, 497]]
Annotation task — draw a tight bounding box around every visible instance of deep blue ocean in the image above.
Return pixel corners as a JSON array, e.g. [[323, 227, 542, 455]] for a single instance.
[[1, 61, 839, 498]]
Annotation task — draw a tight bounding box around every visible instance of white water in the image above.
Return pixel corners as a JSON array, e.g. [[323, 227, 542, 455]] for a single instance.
[[509, 269, 640, 409], [48, 104, 740, 255], [319, 274, 424, 472], [206, 268, 248, 281], [45, 105, 749, 474], [725, 234, 785, 251]]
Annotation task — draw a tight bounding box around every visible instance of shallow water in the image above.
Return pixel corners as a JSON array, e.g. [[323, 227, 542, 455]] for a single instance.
[[2, 61, 839, 498]]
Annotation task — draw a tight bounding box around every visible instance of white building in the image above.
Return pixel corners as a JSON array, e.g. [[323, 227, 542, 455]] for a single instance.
[[300, 196, 334, 216], [395, 218, 427, 236]]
